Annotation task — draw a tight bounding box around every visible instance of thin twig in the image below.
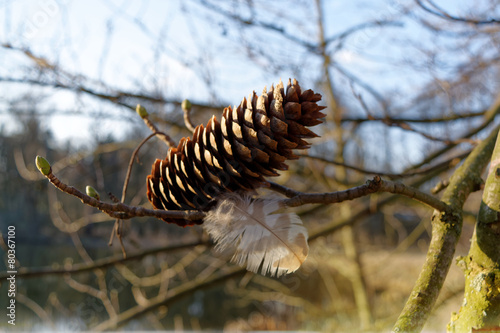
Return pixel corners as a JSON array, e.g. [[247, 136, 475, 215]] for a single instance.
[[403, 95, 500, 172], [341, 110, 486, 124], [121, 133, 157, 203], [184, 113, 196, 133], [62, 210, 118, 319], [43, 168, 206, 221], [2, 43, 225, 111], [110, 132, 159, 254], [142, 118, 176, 147], [16, 293, 55, 329], [350, 82, 377, 119], [349, 86, 479, 144], [382, 119, 478, 145], [299, 150, 469, 179], [116, 246, 206, 287], [306, 146, 471, 243], [431, 180, 450, 194], [416, 0, 500, 25], [109, 219, 127, 257], [182, 100, 196, 133], [267, 181, 301, 198]]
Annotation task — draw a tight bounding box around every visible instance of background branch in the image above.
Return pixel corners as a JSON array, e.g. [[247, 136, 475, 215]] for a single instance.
[[416, 0, 500, 25], [0, 240, 209, 280], [92, 267, 247, 331]]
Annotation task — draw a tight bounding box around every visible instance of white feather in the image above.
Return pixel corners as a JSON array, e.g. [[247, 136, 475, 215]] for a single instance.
[[203, 193, 309, 277]]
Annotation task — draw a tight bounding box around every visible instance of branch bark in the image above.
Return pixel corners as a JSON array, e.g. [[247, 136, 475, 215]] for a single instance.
[[448, 130, 500, 331], [392, 124, 500, 333], [43, 167, 206, 222], [283, 176, 450, 213]]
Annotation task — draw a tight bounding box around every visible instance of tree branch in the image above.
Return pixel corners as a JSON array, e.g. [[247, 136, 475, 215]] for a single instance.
[[298, 151, 470, 179], [1, 44, 225, 127], [39, 163, 206, 222], [37, 154, 450, 232], [416, 0, 500, 25], [403, 94, 500, 172], [282, 176, 449, 212], [393, 124, 500, 332], [341, 110, 487, 124], [135, 107, 176, 147], [182, 99, 196, 133], [307, 147, 468, 243], [16, 293, 55, 329], [196, 0, 317, 51], [449, 130, 500, 331]]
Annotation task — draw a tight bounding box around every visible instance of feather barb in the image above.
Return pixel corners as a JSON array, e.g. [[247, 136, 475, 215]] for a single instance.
[[203, 193, 309, 277]]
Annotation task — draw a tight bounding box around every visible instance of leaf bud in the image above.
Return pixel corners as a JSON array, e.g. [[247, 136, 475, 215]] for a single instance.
[[35, 156, 51, 176]]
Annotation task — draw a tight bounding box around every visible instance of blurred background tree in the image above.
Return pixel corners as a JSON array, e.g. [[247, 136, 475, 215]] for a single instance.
[[0, 0, 499, 331]]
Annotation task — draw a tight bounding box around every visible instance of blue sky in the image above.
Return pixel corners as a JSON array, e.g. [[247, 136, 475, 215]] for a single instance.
[[1, 0, 498, 171], [1, 1, 406, 130]]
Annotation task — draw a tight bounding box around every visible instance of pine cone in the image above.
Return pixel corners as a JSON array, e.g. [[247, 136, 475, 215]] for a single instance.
[[147, 79, 326, 226]]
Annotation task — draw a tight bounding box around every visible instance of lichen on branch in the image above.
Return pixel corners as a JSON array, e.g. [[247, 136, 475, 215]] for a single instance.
[[393, 125, 500, 333], [448, 129, 500, 332]]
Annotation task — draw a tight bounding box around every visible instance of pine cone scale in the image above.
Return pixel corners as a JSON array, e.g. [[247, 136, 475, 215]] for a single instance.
[[284, 102, 301, 120], [212, 116, 266, 187], [270, 117, 288, 136]]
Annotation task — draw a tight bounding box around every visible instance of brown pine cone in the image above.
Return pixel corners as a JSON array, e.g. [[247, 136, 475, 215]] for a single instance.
[[147, 79, 325, 226]]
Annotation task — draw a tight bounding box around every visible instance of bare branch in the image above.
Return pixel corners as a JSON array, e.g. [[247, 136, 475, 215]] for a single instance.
[[14, 149, 42, 181], [403, 95, 500, 173], [92, 267, 247, 331], [182, 99, 196, 133], [110, 132, 165, 253], [1, 44, 225, 123], [140, 121, 176, 147], [416, 0, 500, 25], [341, 110, 487, 124], [283, 176, 450, 213], [431, 180, 450, 194], [299, 151, 469, 179], [0, 74, 221, 121], [267, 181, 301, 198], [324, 20, 404, 45], [348, 86, 476, 144], [383, 119, 478, 145], [196, 0, 316, 51], [16, 293, 55, 329]]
